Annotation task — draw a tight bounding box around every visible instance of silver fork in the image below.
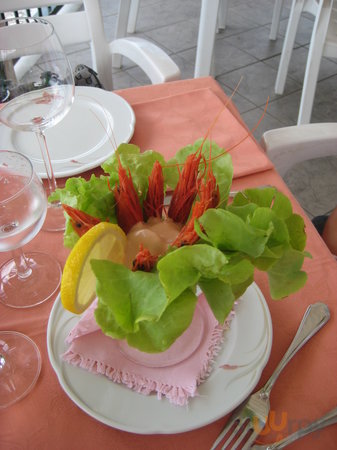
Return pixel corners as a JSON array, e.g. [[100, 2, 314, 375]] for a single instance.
[[210, 302, 330, 450], [251, 406, 337, 449]]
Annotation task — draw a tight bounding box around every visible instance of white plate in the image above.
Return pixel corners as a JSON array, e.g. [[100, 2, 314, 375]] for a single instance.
[[47, 283, 272, 434], [0, 87, 135, 179]]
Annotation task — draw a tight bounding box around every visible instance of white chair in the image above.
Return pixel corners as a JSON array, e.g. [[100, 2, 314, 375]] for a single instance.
[[260, 122, 337, 177], [261, 123, 337, 255], [275, 0, 337, 125], [217, 0, 284, 38], [126, 0, 140, 34], [0, 0, 181, 91], [194, 0, 221, 78], [116, 0, 286, 78], [194, 0, 287, 77], [270, 0, 284, 40]]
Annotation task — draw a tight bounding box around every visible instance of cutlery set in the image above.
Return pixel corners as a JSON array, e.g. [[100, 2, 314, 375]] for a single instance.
[[211, 302, 335, 449]]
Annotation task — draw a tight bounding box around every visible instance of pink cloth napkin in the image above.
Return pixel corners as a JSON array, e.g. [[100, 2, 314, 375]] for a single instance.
[[63, 294, 233, 406], [129, 88, 274, 179]]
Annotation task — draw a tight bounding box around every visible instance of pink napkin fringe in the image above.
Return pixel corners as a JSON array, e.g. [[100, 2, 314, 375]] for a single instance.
[[63, 317, 233, 406]]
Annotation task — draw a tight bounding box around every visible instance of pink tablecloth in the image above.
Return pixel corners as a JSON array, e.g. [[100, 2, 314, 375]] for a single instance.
[[1, 77, 336, 450]]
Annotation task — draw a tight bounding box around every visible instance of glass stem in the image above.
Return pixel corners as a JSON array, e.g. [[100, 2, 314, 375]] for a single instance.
[[11, 248, 32, 279], [35, 130, 58, 199]]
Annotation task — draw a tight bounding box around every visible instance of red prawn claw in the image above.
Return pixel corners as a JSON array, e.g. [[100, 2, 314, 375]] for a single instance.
[[143, 160, 164, 220], [113, 158, 143, 233], [132, 244, 158, 272], [62, 204, 101, 237]]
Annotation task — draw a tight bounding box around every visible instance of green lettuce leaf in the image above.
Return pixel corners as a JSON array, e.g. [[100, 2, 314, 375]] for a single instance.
[[286, 214, 307, 251], [92, 260, 168, 333], [232, 187, 277, 207], [157, 244, 229, 301], [203, 188, 309, 300], [126, 289, 197, 352], [49, 175, 116, 247], [267, 248, 307, 299], [102, 143, 166, 201], [92, 259, 198, 352], [197, 208, 273, 257], [198, 278, 235, 324]]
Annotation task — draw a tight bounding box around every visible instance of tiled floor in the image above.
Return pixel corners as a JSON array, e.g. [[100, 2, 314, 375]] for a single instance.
[[66, 0, 337, 219]]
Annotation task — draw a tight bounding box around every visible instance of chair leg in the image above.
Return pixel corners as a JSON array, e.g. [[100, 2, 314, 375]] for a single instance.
[[112, 0, 132, 68], [127, 0, 140, 33], [298, 0, 333, 124], [275, 0, 305, 95], [269, 0, 284, 40], [217, 0, 229, 31], [194, 0, 221, 77]]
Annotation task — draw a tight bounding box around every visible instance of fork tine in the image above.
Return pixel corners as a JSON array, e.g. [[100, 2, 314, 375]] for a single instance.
[[210, 417, 242, 450], [220, 419, 246, 449], [227, 420, 254, 450], [241, 430, 260, 450]]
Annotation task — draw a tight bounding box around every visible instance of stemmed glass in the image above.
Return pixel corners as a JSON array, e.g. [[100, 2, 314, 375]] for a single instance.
[[0, 330, 41, 409], [0, 17, 75, 232], [0, 150, 61, 308]]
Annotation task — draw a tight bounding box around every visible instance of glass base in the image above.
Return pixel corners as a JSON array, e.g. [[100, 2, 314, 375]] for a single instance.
[[0, 331, 41, 409], [42, 202, 65, 232], [0, 251, 62, 308]]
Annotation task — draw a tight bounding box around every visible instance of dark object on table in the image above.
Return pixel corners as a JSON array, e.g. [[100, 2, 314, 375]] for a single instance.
[[313, 207, 337, 256], [312, 215, 329, 236], [74, 64, 104, 89]]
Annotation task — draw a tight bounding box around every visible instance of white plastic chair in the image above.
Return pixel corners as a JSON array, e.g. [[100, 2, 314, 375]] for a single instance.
[[127, 0, 140, 34], [270, 0, 285, 39], [217, 0, 284, 38], [261, 123, 337, 255], [0, 0, 181, 91], [194, 0, 221, 78], [194, 0, 287, 77], [260, 122, 337, 176], [274, 0, 337, 125], [117, 0, 286, 78]]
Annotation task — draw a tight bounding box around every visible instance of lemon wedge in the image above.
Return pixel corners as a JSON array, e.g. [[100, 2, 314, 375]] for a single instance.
[[61, 222, 126, 314]]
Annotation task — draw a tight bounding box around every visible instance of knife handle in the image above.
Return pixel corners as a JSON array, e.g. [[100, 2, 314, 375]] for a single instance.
[[262, 302, 330, 398], [268, 406, 337, 449]]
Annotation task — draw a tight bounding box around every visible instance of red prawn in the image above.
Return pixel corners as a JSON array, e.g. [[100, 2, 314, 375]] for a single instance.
[[143, 160, 164, 220], [132, 244, 158, 272], [62, 204, 101, 237], [167, 149, 203, 224], [112, 155, 143, 234], [63, 96, 269, 270], [172, 146, 220, 247]]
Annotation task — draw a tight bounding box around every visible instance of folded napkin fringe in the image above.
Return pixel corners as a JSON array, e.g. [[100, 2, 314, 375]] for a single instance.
[[62, 316, 232, 406], [199, 318, 232, 384]]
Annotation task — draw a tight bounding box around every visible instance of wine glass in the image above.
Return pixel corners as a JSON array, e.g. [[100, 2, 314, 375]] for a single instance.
[[0, 150, 61, 308], [0, 331, 41, 409], [0, 17, 75, 232]]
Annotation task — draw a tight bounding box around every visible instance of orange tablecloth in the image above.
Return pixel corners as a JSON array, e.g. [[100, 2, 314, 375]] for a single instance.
[[1, 77, 336, 449]]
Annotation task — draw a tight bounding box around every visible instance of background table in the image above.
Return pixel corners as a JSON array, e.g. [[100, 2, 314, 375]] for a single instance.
[[1, 77, 336, 449]]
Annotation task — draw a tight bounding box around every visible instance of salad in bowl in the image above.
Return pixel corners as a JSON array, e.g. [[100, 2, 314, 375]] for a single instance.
[[51, 139, 309, 353]]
